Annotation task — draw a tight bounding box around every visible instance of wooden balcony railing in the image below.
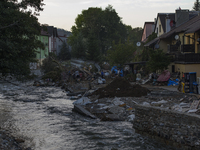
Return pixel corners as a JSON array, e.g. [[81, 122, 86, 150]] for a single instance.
[[175, 53, 200, 63], [168, 45, 179, 53], [181, 44, 195, 53]]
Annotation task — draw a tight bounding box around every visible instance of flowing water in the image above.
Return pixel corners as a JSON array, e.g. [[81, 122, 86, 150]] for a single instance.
[[0, 81, 175, 150]]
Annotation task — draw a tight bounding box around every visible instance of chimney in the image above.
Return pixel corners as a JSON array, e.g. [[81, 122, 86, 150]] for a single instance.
[[175, 9, 189, 27], [154, 18, 157, 24], [165, 14, 171, 33]]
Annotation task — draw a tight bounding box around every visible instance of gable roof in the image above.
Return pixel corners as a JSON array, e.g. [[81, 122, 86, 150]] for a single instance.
[[47, 26, 58, 37], [141, 22, 155, 42], [160, 15, 200, 39], [154, 13, 175, 33]]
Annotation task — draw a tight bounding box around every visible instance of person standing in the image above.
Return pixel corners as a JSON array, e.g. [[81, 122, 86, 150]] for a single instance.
[[101, 70, 104, 78]]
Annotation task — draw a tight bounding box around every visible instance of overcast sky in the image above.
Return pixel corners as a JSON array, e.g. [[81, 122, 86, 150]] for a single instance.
[[37, 0, 195, 31]]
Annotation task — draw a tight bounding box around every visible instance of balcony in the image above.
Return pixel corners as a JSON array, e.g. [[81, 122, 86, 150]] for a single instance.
[[175, 53, 200, 63], [181, 44, 195, 53], [167, 45, 179, 53]]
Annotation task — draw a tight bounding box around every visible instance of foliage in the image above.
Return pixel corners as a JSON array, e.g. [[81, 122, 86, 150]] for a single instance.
[[86, 33, 101, 62], [145, 32, 157, 44], [193, 0, 200, 11], [58, 42, 71, 61], [138, 32, 158, 62], [41, 54, 64, 82], [146, 49, 171, 72], [69, 5, 127, 61], [41, 53, 58, 74], [106, 40, 136, 67], [0, 0, 44, 79], [126, 26, 143, 44], [68, 32, 87, 59]]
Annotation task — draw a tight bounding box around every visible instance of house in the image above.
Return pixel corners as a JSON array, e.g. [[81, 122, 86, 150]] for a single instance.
[[154, 13, 175, 37], [47, 26, 58, 54], [146, 10, 199, 49], [145, 9, 200, 78], [56, 28, 72, 55], [141, 22, 155, 43], [35, 29, 50, 67]]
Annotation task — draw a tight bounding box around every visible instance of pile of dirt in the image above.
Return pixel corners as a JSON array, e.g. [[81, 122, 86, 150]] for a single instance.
[[91, 77, 150, 98]]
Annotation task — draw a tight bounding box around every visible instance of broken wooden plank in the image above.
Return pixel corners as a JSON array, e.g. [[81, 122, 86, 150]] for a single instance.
[[73, 104, 97, 119], [190, 100, 200, 110]]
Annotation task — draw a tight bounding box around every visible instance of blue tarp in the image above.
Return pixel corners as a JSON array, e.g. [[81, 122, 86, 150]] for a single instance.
[[111, 66, 123, 77], [168, 79, 179, 86]]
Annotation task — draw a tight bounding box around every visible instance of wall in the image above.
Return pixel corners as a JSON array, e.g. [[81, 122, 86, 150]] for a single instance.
[[133, 105, 200, 150], [159, 39, 170, 53], [175, 64, 200, 79], [36, 35, 49, 66]]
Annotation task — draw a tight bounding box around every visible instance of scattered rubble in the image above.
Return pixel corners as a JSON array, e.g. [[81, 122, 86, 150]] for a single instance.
[[72, 77, 200, 122]]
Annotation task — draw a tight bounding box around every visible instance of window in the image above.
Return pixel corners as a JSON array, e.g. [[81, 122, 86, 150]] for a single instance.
[[159, 25, 161, 32], [192, 35, 194, 44], [187, 36, 190, 44]]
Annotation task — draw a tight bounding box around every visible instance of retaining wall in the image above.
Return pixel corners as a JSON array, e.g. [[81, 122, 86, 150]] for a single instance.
[[133, 105, 200, 150]]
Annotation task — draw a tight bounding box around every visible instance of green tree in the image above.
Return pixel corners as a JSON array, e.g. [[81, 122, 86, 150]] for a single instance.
[[58, 42, 71, 61], [145, 32, 157, 44], [146, 49, 171, 72], [68, 31, 87, 59], [69, 5, 127, 61], [0, 0, 44, 79], [193, 0, 200, 11], [106, 40, 136, 67], [126, 26, 143, 44], [86, 33, 101, 62], [138, 32, 158, 62]]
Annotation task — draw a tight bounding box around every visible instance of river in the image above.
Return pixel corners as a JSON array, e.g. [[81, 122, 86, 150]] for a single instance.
[[0, 81, 175, 150]]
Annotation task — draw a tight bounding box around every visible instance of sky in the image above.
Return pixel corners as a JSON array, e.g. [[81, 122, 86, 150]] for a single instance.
[[37, 0, 195, 31]]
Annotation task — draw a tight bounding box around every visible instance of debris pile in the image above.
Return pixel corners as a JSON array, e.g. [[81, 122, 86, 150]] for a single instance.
[[91, 77, 150, 98]]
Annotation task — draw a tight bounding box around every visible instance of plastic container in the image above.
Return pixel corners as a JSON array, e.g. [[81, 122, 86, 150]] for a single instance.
[[193, 82, 198, 94]]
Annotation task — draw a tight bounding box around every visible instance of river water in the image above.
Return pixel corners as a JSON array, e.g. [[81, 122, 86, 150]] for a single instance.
[[0, 82, 175, 150]]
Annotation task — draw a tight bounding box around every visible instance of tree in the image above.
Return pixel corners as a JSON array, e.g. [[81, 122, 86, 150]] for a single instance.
[[146, 49, 171, 72], [68, 31, 87, 59], [58, 42, 71, 61], [145, 32, 157, 44], [69, 5, 127, 61], [86, 33, 101, 62], [0, 0, 44, 79], [126, 26, 143, 44], [106, 40, 136, 67], [193, 0, 200, 11], [139, 32, 158, 62]]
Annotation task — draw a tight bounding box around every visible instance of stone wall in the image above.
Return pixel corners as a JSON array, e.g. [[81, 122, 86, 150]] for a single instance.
[[133, 105, 200, 150]]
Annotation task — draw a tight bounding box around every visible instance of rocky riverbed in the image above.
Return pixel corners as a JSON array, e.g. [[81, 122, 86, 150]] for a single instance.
[[0, 76, 199, 150]]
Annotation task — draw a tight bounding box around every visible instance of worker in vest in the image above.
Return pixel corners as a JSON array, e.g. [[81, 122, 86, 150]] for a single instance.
[[182, 72, 185, 80]]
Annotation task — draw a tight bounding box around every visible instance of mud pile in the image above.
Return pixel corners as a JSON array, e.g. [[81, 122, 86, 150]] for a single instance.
[[91, 77, 150, 98]]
